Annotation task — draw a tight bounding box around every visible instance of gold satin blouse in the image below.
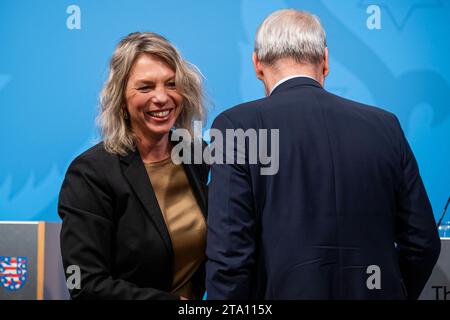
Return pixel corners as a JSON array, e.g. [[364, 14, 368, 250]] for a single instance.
[[144, 157, 206, 299]]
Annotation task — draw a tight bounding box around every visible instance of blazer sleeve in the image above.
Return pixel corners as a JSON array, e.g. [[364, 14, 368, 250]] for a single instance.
[[391, 115, 441, 300], [205, 113, 257, 299], [58, 154, 179, 300]]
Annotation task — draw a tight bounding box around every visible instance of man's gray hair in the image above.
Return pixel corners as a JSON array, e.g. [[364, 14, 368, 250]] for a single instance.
[[254, 9, 327, 65]]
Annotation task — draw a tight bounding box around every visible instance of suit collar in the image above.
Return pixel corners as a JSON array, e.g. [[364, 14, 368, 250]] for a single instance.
[[270, 76, 323, 96]]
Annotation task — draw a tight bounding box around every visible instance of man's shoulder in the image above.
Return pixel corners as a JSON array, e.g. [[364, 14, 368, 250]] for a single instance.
[[327, 91, 395, 118], [213, 97, 270, 127], [213, 90, 398, 130], [321, 91, 400, 131], [225, 97, 268, 117]]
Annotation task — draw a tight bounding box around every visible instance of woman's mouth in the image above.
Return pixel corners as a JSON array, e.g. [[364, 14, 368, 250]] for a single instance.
[[144, 108, 173, 121]]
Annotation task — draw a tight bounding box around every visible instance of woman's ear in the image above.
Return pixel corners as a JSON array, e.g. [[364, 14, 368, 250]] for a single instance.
[[121, 107, 129, 120]]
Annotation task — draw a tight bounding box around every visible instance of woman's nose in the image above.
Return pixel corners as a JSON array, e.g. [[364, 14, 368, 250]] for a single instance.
[[151, 87, 169, 105]]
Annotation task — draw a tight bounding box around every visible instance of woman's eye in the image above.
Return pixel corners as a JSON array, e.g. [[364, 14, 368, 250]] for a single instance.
[[137, 86, 151, 92], [167, 82, 176, 88]]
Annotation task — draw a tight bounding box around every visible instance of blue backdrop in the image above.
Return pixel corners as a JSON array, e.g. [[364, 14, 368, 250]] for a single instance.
[[1, 0, 449, 222]]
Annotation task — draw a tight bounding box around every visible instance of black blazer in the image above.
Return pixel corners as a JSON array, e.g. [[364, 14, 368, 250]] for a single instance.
[[206, 77, 441, 300], [58, 140, 209, 300]]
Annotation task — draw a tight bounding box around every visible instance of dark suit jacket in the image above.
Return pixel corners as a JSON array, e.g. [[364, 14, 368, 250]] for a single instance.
[[58, 140, 209, 300], [206, 77, 441, 300]]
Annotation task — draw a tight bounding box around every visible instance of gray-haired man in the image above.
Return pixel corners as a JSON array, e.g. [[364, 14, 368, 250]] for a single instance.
[[206, 9, 440, 299]]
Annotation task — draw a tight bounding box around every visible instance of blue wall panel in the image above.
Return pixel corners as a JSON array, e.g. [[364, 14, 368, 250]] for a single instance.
[[0, 0, 448, 222]]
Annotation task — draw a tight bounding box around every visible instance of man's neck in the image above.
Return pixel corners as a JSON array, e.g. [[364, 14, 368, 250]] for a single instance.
[[263, 59, 323, 95], [269, 74, 318, 95]]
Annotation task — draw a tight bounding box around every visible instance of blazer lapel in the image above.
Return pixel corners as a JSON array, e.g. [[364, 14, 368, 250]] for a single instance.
[[120, 150, 173, 257]]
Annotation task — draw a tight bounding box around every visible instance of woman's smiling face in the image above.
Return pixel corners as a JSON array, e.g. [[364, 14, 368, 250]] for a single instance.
[[125, 53, 183, 142]]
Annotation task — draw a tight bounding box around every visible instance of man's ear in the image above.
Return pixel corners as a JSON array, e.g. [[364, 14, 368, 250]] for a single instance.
[[323, 47, 329, 78], [252, 52, 264, 81]]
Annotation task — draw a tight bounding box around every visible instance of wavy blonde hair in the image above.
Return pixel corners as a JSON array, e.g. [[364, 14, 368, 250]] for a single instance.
[[97, 32, 206, 155]]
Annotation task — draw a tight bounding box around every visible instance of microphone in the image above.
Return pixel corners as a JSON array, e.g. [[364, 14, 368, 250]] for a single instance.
[[437, 196, 450, 228]]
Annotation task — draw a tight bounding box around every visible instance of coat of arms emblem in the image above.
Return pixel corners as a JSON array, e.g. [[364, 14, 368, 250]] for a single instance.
[[0, 256, 28, 291]]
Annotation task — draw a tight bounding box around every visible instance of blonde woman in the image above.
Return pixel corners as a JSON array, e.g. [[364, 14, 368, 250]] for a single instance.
[[58, 32, 208, 300]]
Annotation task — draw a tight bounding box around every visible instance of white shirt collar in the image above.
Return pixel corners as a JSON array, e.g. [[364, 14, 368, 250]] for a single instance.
[[269, 74, 318, 95]]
